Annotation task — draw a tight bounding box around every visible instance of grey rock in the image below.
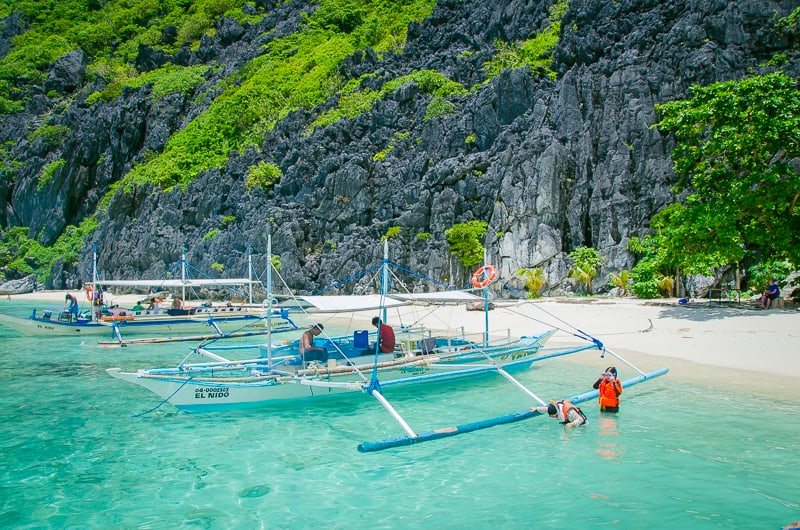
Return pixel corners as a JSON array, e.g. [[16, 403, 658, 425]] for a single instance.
[[0, 274, 39, 295], [44, 50, 88, 94]]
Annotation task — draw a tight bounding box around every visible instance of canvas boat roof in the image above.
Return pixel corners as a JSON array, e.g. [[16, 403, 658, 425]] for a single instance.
[[96, 278, 257, 288], [390, 291, 483, 304], [276, 291, 484, 313], [277, 295, 409, 313]]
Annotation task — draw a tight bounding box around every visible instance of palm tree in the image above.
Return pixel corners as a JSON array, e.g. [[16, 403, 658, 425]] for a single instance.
[[516, 267, 546, 298], [608, 270, 631, 296]]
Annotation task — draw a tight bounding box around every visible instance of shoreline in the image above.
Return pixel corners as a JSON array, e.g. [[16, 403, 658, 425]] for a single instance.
[[2, 290, 799, 401]]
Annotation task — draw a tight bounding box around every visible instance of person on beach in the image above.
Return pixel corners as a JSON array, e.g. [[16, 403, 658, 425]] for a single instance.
[[537, 400, 588, 428], [362, 316, 396, 355], [593, 366, 623, 413], [760, 279, 780, 309], [64, 293, 79, 321], [299, 323, 329, 364]]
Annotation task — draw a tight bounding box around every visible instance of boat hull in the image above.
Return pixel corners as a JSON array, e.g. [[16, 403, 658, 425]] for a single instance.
[[0, 312, 110, 336], [106, 333, 553, 412], [0, 310, 264, 337]]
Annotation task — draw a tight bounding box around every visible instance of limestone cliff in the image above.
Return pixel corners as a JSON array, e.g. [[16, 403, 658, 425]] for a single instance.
[[1, 0, 797, 294]]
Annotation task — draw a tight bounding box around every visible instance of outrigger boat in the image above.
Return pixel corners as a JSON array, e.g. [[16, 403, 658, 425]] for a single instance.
[[0, 246, 271, 339], [107, 239, 669, 451]]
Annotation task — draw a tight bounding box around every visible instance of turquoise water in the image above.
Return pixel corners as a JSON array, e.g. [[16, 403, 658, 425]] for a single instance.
[[1, 300, 799, 529]]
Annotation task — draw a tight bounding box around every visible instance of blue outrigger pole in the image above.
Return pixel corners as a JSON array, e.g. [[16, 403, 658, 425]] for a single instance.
[[365, 239, 418, 441], [358, 367, 669, 453]]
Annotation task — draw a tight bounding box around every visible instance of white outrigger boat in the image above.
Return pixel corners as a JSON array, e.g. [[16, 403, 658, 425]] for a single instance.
[[0, 246, 273, 339], [107, 239, 669, 451]]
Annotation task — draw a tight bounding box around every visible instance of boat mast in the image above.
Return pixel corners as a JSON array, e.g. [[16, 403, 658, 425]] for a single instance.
[[247, 245, 254, 304], [381, 239, 389, 324], [92, 243, 97, 287], [483, 249, 490, 347], [265, 233, 273, 367], [181, 245, 187, 302]]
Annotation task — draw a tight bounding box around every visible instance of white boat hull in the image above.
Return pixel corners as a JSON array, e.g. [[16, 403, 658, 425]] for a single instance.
[[0, 309, 265, 337], [107, 333, 553, 412]]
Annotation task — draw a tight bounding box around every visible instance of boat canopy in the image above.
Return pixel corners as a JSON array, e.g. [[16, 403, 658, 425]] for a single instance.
[[390, 291, 484, 304], [279, 295, 409, 313], [97, 279, 257, 288], [276, 291, 484, 313]]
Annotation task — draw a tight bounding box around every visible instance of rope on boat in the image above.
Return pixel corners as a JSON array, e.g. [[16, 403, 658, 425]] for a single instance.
[[312, 263, 382, 295], [500, 303, 605, 350], [132, 377, 194, 418]]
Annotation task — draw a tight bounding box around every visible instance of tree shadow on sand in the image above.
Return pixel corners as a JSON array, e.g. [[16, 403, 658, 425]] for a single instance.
[[655, 301, 792, 322]]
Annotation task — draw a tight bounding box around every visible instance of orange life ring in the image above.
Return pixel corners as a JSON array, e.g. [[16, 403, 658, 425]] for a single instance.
[[85, 285, 94, 301], [471, 265, 497, 288]]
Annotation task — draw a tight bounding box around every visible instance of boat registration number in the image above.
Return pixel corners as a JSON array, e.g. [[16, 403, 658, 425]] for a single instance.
[[195, 387, 230, 399]]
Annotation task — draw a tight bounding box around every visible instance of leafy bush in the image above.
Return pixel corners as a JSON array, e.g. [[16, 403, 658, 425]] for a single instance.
[[424, 95, 454, 120], [381, 226, 401, 241], [309, 68, 466, 133], [306, 0, 365, 33], [0, 217, 98, 281], [747, 261, 793, 292], [28, 125, 71, 147], [445, 221, 488, 268], [245, 162, 282, 192], [203, 228, 220, 241], [567, 246, 603, 294], [517, 267, 546, 298], [37, 159, 65, 191], [608, 270, 631, 296], [372, 131, 410, 160], [482, 0, 567, 82], [126, 64, 211, 100]]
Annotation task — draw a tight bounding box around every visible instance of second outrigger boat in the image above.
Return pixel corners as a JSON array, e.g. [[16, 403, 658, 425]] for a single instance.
[[0, 246, 275, 339]]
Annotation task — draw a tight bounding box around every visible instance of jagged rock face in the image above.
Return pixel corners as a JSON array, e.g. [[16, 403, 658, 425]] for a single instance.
[[0, 274, 39, 295], [1, 0, 796, 294]]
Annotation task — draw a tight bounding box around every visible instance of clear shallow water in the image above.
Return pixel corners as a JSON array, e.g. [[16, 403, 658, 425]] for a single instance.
[[1, 301, 799, 529]]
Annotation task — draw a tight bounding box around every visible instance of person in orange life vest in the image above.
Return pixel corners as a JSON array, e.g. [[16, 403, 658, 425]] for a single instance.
[[362, 317, 396, 355], [593, 366, 623, 412], [537, 400, 587, 428]]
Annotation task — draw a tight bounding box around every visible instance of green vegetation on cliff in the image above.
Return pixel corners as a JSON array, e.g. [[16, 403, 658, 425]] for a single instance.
[[123, 0, 437, 190]]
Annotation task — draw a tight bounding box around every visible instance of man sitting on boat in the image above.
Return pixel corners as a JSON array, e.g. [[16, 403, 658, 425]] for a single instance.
[[299, 323, 329, 365], [361, 317, 396, 355], [146, 297, 161, 314]]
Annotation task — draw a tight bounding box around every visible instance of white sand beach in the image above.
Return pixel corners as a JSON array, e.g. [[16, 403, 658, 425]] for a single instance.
[[7, 290, 800, 401]]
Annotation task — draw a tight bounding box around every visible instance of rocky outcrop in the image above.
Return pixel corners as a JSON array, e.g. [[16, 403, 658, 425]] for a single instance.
[[1, 0, 797, 295], [0, 274, 39, 295]]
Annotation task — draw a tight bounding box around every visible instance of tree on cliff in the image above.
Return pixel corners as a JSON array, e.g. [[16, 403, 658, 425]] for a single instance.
[[654, 71, 800, 271]]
